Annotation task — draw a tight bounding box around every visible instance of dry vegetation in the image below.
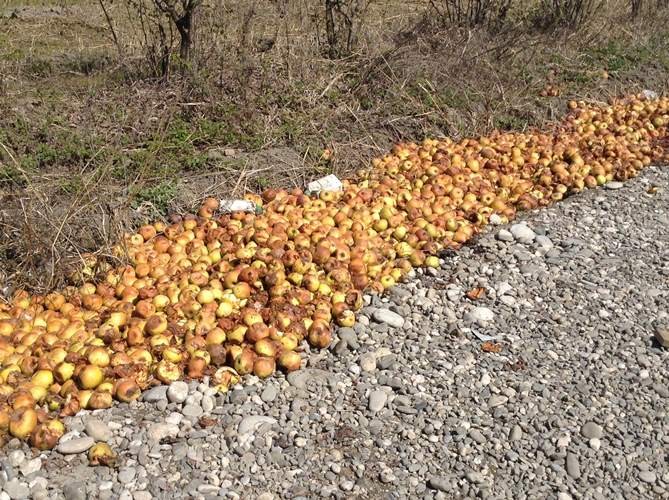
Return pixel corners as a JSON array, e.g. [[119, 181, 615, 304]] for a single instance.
[[1, 0, 668, 294]]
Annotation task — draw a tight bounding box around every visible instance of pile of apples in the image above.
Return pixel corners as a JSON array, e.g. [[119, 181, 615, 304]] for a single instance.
[[0, 94, 667, 450]]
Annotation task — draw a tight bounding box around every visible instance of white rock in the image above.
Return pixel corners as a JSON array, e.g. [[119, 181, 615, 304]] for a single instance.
[[496, 282, 513, 296], [510, 223, 536, 243], [147, 423, 179, 442], [201, 395, 215, 413], [19, 458, 41, 477], [8, 450, 25, 467], [167, 381, 189, 404], [359, 353, 377, 372], [372, 309, 405, 328], [497, 229, 513, 242], [238, 415, 277, 435], [605, 181, 624, 190], [465, 306, 494, 323], [489, 214, 503, 225]]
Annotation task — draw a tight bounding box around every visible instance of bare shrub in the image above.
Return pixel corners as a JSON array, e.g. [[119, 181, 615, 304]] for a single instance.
[[428, 0, 514, 28], [323, 0, 371, 58], [533, 0, 604, 29], [100, 0, 202, 78]]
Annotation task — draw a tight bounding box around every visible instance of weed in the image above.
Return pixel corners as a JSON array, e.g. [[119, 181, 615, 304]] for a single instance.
[[131, 180, 179, 214]]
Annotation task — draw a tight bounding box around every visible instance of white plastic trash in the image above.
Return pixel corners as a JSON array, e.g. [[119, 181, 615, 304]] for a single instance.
[[306, 174, 343, 195], [219, 199, 258, 213]]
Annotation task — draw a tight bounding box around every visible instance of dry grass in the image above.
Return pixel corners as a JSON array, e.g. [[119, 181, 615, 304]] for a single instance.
[[1, 0, 669, 295]]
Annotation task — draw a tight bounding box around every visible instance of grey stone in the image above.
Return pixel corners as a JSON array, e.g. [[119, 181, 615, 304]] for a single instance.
[[84, 418, 112, 442], [581, 421, 603, 439], [566, 453, 581, 479], [3, 479, 29, 499], [368, 391, 387, 412], [372, 309, 405, 328], [337, 328, 360, 349], [118, 467, 136, 484], [182, 404, 204, 418], [427, 476, 451, 492], [63, 481, 87, 500], [142, 385, 168, 402], [57, 437, 94, 455], [260, 385, 278, 403], [655, 324, 669, 348], [639, 470, 656, 483]]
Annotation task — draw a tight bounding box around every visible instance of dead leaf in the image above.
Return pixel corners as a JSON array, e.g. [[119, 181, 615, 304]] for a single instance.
[[198, 416, 218, 428], [481, 341, 502, 353], [647, 186, 659, 194], [467, 287, 486, 300]]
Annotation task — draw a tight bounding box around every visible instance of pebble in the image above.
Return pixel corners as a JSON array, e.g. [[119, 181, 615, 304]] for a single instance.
[[469, 429, 486, 444], [62, 482, 87, 500], [465, 471, 485, 484], [497, 229, 513, 242], [605, 181, 624, 189], [655, 324, 669, 348], [133, 492, 153, 500], [581, 421, 603, 439], [19, 458, 40, 477], [238, 416, 277, 435], [147, 423, 179, 442], [487, 394, 508, 408], [3, 479, 29, 499], [182, 404, 204, 418], [368, 390, 387, 412], [465, 306, 495, 323], [510, 223, 536, 243], [428, 476, 451, 492], [142, 385, 168, 402], [118, 467, 137, 484], [639, 470, 656, 483], [167, 381, 189, 404], [509, 425, 523, 441], [57, 436, 95, 454], [372, 308, 405, 328], [359, 353, 377, 372], [566, 453, 581, 479], [260, 385, 278, 403], [337, 328, 360, 350], [7, 451, 24, 468], [84, 418, 112, 442], [201, 395, 215, 413]]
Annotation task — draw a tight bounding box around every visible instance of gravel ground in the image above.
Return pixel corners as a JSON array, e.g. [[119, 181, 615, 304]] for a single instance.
[[1, 166, 668, 500]]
